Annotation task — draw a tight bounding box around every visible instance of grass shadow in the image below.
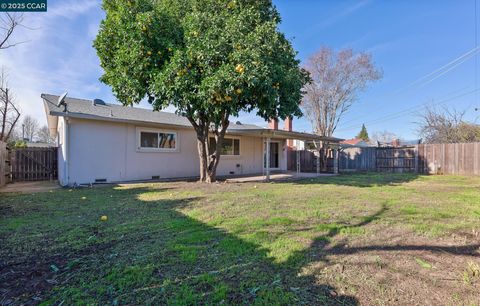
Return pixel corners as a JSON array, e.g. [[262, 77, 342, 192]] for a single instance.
[[291, 172, 422, 188], [0, 185, 358, 305], [3, 181, 478, 305]]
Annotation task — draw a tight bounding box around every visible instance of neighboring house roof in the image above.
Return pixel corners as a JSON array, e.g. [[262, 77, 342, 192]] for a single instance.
[[341, 138, 362, 145], [42, 93, 342, 143], [377, 139, 422, 147], [26, 142, 56, 148], [340, 138, 371, 147]]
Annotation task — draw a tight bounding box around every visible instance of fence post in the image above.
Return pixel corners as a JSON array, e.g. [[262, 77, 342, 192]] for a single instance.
[[333, 149, 339, 174], [414, 145, 419, 173], [296, 149, 300, 173]]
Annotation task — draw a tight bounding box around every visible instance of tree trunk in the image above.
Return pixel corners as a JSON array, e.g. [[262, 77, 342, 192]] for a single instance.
[[205, 117, 229, 183], [197, 136, 207, 182], [205, 134, 223, 183], [188, 112, 229, 183], [0, 88, 8, 141], [319, 141, 329, 172]]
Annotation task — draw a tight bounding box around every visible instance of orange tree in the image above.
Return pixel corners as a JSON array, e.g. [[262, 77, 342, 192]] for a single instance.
[[94, 0, 309, 182]]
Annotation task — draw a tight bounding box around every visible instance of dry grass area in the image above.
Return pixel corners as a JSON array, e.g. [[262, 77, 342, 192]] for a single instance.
[[1, 173, 479, 305]]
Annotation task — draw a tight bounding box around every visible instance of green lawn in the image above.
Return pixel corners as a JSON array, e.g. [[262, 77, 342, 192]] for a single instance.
[[1, 173, 479, 305]]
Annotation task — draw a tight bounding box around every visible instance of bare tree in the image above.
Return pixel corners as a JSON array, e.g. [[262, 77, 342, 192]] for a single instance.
[[37, 125, 55, 144], [418, 106, 480, 143], [22, 115, 38, 142], [0, 68, 21, 142], [302, 46, 381, 169], [370, 130, 399, 145], [0, 13, 25, 50]]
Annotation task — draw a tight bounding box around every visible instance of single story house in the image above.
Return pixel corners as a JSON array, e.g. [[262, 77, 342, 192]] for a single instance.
[[42, 93, 341, 186]]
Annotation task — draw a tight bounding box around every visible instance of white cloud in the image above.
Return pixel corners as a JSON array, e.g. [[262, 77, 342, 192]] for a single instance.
[[315, 0, 372, 30], [0, 0, 111, 126], [48, 0, 99, 19]]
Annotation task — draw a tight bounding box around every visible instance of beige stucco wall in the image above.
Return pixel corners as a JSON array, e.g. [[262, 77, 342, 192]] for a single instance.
[[62, 118, 285, 185]]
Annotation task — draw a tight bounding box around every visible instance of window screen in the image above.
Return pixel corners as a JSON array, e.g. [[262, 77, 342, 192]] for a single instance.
[[140, 132, 158, 148]]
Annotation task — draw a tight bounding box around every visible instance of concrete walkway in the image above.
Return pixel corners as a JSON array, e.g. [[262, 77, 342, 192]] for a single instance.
[[225, 171, 336, 183], [0, 181, 60, 194]]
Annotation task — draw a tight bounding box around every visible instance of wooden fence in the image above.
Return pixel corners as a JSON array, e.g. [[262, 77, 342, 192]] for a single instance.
[[339, 142, 480, 175], [376, 146, 416, 173], [0, 141, 8, 187], [417, 142, 480, 175], [11, 147, 58, 182], [287, 149, 334, 172], [338, 147, 376, 172]]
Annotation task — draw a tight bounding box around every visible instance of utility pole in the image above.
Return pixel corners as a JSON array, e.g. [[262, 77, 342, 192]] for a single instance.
[[22, 124, 25, 140]]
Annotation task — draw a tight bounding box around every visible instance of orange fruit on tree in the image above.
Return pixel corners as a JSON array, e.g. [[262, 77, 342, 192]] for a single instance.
[[235, 64, 245, 74]]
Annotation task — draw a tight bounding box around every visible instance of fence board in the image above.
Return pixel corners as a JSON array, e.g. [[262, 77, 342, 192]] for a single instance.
[[11, 147, 58, 181]]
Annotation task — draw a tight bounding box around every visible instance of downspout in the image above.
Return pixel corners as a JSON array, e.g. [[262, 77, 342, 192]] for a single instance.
[[65, 117, 70, 186]]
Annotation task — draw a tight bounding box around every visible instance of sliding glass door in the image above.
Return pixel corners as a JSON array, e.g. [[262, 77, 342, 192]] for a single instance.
[[264, 142, 279, 169]]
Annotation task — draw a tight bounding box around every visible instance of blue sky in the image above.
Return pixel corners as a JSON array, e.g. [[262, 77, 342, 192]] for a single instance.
[[0, 0, 479, 140]]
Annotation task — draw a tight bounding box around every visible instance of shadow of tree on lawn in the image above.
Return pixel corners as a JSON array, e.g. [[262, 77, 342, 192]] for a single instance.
[[284, 202, 479, 268], [1, 186, 357, 305], [3, 184, 479, 305], [291, 172, 422, 188]]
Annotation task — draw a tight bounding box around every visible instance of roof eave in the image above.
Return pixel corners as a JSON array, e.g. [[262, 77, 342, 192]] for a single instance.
[[227, 129, 342, 142], [48, 111, 197, 130], [43, 98, 59, 138]]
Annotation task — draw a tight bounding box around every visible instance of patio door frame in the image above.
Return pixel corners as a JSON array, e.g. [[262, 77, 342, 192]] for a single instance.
[[263, 140, 281, 171]]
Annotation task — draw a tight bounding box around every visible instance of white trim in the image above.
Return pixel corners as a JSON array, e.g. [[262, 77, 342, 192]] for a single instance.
[[264, 140, 281, 170], [136, 127, 179, 153]]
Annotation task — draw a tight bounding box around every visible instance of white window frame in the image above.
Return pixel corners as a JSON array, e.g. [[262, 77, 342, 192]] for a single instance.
[[210, 136, 241, 156], [136, 127, 179, 153]]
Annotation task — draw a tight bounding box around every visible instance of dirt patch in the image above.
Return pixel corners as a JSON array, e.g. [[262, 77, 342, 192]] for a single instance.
[[0, 239, 121, 305], [0, 257, 58, 305], [0, 181, 60, 194], [301, 226, 480, 305]]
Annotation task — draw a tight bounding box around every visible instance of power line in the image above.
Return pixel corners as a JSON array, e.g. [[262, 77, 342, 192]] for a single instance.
[[337, 88, 480, 132], [413, 49, 480, 88], [347, 86, 470, 127], [475, 0, 478, 109], [394, 46, 480, 94], [338, 47, 480, 131]]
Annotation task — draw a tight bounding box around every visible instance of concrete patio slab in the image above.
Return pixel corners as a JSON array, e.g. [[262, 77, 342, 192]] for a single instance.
[[225, 171, 336, 183]]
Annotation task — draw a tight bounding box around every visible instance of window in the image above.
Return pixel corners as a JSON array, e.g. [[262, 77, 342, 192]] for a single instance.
[[158, 133, 176, 149], [137, 128, 177, 151], [140, 132, 158, 148], [209, 137, 240, 156]]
